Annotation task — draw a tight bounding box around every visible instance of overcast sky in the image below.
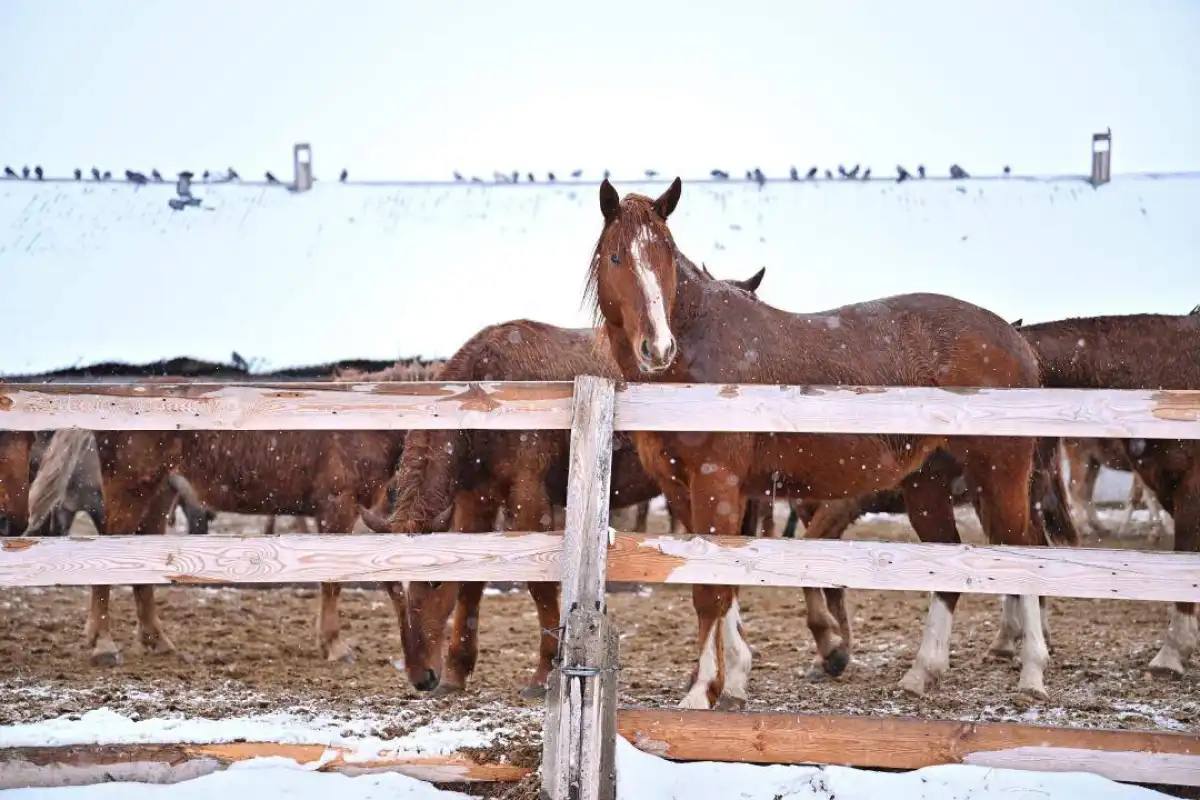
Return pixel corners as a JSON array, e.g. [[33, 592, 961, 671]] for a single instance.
[[1, 0, 1197, 182]]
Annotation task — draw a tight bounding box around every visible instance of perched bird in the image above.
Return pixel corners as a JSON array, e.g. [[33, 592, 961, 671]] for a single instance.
[[547, 171, 556, 181], [126, 170, 149, 185], [837, 165, 847, 178], [824, 169, 833, 179], [101, 170, 112, 180], [470, 176, 483, 183], [896, 165, 911, 182], [265, 171, 280, 183], [949, 164, 968, 179], [752, 168, 766, 187], [91, 167, 101, 180], [527, 172, 536, 182], [151, 169, 164, 181], [917, 165, 926, 179], [570, 169, 583, 178], [861, 168, 871, 180], [34, 166, 44, 180], [22, 165, 30, 179], [227, 168, 240, 180], [789, 166, 799, 181], [73, 168, 82, 180], [1003, 165, 1011, 176], [453, 171, 464, 181], [805, 167, 818, 179], [4, 166, 17, 178], [847, 164, 860, 178], [711, 169, 730, 180], [339, 169, 348, 182], [202, 170, 211, 181], [645, 169, 658, 179], [745, 169, 753, 180]]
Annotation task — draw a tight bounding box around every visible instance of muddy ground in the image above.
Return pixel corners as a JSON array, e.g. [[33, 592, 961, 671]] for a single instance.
[[1, 505, 1196, 798]]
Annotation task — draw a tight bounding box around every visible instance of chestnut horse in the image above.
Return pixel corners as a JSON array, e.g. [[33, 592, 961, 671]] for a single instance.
[[0, 431, 34, 536], [1018, 312, 1200, 677], [363, 265, 768, 699], [587, 177, 1053, 708]]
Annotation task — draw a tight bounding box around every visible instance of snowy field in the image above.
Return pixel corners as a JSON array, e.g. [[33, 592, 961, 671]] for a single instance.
[[2, 174, 1197, 375]]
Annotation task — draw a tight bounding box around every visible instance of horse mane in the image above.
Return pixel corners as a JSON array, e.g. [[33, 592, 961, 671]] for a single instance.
[[26, 429, 94, 534]]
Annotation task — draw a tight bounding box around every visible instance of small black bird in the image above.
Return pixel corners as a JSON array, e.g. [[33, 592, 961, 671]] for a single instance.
[[1003, 165, 1011, 176], [861, 168, 871, 180], [917, 165, 926, 179], [745, 169, 753, 180], [22, 166, 30, 179], [896, 165, 911, 182], [227, 168, 240, 180], [151, 169, 164, 181], [265, 171, 280, 183], [91, 167, 101, 180], [847, 164, 860, 179], [824, 169, 833, 179], [752, 167, 766, 187], [3, 166, 15, 178], [453, 171, 464, 181], [73, 168, 82, 180], [645, 169, 658, 179], [547, 171, 556, 181], [805, 167, 818, 179], [126, 170, 149, 184], [837, 165, 847, 178], [711, 169, 729, 179], [102, 170, 112, 180], [570, 169, 583, 178], [34, 166, 43, 180], [789, 166, 799, 180], [179, 170, 194, 180], [339, 169, 348, 182], [603, 169, 611, 179], [202, 170, 211, 181], [949, 164, 968, 179], [527, 172, 536, 182], [470, 176, 483, 183]]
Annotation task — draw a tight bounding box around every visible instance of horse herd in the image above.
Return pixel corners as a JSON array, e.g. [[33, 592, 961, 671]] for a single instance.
[[0, 177, 1196, 712]]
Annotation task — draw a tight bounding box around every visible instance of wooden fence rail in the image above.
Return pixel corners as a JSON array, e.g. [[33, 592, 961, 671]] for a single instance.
[[4, 376, 1200, 798]]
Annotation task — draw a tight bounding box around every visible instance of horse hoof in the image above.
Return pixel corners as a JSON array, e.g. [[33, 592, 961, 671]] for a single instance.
[[823, 647, 851, 678], [713, 694, 747, 712], [898, 669, 933, 697], [986, 645, 1015, 661], [1017, 682, 1049, 702], [429, 683, 464, 699], [324, 644, 356, 665], [804, 663, 830, 682], [90, 649, 122, 668], [519, 684, 548, 701], [1148, 651, 1185, 678], [677, 691, 713, 711]]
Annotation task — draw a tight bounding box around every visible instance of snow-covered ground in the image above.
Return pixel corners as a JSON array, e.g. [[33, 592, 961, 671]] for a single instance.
[[2, 174, 1197, 375], [0, 709, 1177, 799]]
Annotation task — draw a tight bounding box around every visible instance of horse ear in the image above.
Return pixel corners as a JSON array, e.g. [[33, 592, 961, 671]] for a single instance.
[[653, 177, 682, 220], [738, 266, 766, 294], [599, 179, 620, 223], [700, 262, 714, 279], [1010, 318, 1023, 328]]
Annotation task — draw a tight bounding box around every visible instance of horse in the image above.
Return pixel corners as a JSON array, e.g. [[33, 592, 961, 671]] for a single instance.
[[1017, 311, 1200, 677], [1062, 437, 1170, 541], [28, 425, 408, 667], [0, 431, 34, 536], [360, 266, 769, 699], [586, 177, 1057, 708]]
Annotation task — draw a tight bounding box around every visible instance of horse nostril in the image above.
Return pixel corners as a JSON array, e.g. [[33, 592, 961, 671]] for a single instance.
[[640, 339, 652, 359], [414, 668, 439, 692]]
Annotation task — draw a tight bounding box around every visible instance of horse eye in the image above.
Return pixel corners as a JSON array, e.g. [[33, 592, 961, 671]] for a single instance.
[[609, 254, 620, 265]]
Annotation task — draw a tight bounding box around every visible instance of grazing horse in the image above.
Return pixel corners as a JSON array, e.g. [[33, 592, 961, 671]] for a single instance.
[[362, 266, 769, 698], [0, 431, 34, 536], [28, 426, 407, 666], [586, 177, 1054, 708], [1018, 312, 1200, 677]]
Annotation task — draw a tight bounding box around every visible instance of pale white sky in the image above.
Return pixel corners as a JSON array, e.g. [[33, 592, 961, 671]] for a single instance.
[[1, 0, 1198, 182]]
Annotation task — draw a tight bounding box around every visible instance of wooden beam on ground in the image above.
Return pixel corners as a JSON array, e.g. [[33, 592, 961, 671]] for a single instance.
[[6, 533, 1199, 603], [616, 709, 1200, 787], [543, 375, 619, 800], [0, 741, 531, 789], [0, 381, 574, 431], [615, 383, 1200, 438]]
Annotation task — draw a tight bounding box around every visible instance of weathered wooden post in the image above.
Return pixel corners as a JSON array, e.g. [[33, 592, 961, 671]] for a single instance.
[[293, 143, 313, 192], [541, 375, 619, 800], [1091, 128, 1111, 187]]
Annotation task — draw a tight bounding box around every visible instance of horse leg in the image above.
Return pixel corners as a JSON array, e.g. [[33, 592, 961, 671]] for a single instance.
[[760, 499, 777, 537], [634, 500, 650, 533], [85, 586, 121, 666], [315, 491, 360, 664], [132, 484, 188, 661], [798, 498, 861, 680], [680, 467, 751, 711], [1149, 472, 1199, 677], [509, 476, 559, 700]]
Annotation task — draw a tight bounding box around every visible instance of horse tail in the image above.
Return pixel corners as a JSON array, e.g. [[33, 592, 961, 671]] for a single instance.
[[1031, 436, 1080, 547], [26, 429, 95, 535]]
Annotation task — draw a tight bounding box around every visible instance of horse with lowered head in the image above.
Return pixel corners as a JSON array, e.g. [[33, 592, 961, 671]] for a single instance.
[[586, 176, 1058, 709], [361, 264, 769, 699]]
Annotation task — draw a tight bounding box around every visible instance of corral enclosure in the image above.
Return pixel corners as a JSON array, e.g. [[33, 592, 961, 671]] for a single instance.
[[2, 173, 1200, 799]]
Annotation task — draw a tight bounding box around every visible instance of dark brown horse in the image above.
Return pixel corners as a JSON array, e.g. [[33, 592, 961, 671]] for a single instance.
[[29, 426, 407, 667], [587, 177, 1055, 708], [0, 431, 34, 536], [1062, 437, 1168, 540], [1018, 312, 1200, 677], [362, 266, 768, 699]]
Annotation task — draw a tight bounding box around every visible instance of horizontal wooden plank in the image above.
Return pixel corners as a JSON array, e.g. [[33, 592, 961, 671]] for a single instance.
[[616, 383, 1200, 438], [0, 741, 530, 789], [3, 382, 1199, 438], [0, 381, 575, 431], [613, 534, 1200, 601], [3, 534, 1199, 602], [616, 709, 1200, 786]]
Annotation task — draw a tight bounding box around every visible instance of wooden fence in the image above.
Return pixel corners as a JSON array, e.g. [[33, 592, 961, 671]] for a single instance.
[[2, 379, 1200, 798]]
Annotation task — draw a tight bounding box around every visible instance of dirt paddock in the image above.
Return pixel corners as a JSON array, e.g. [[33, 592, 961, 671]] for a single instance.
[[1, 504, 1197, 795]]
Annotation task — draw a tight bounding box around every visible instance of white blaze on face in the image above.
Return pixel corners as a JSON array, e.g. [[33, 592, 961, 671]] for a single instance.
[[629, 225, 674, 362]]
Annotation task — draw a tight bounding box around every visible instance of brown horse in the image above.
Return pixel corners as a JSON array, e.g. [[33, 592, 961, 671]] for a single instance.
[[0, 431, 34, 536], [1062, 437, 1169, 541], [587, 177, 1054, 708], [29, 425, 407, 667], [362, 266, 768, 699], [1018, 312, 1200, 677]]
